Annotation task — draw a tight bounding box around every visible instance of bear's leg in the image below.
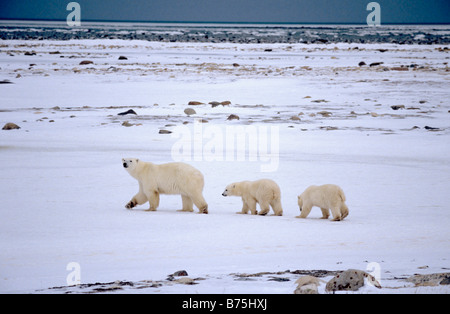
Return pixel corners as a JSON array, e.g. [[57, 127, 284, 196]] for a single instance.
[[258, 200, 271, 216], [270, 198, 283, 216], [320, 208, 330, 219], [145, 190, 159, 211], [340, 203, 349, 219], [179, 195, 194, 212], [237, 201, 249, 214], [296, 204, 312, 218], [246, 198, 258, 215], [330, 206, 342, 221], [126, 191, 148, 209], [191, 194, 208, 214]]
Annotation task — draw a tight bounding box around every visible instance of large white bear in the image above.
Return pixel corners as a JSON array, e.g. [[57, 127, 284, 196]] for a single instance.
[[122, 158, 208, 214], [222, 179, 283, 216], [296, 184, 348, 221]]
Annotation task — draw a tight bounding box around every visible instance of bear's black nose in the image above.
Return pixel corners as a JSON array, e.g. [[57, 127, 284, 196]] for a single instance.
[[222, 192, 226, 197], [123, 163, 128, 168]]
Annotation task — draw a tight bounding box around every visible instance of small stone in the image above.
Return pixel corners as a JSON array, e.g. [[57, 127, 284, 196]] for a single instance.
[[122, 121, 133, 127], [369, 62, 384, 67], [220, 101, 231, 106], [118, 109, 137, 116], [188, 101, 204, 106], [159, 129, 172, 134], [79, 60, 94, 65], [290, 115, 301, 121], [391, 105, 405, 110], [2, 122, 21, 130], [226, 114, 240, 121], [118, 56, 128, 60], [371, 112, 379, 117], [358, 61, 366, 66], [173, 270, 188, 277], [184, 108, 196, 116]]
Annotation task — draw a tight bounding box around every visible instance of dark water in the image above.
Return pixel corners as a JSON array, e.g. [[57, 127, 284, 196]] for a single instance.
[[0, 20, 449, 44]]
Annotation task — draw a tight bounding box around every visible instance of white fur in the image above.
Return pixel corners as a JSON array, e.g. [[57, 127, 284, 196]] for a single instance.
[[222, 179, 283, 216], [296, 184, 348, 221], [122, 158, 208, 214]]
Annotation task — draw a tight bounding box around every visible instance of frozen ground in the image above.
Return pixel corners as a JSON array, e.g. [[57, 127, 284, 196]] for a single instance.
[[0, 40, 449, 293]]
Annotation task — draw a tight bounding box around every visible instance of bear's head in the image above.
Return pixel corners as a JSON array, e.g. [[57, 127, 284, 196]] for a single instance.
[[122, 158, 139, 172], [222, 183, 237, 197], [298, 196, 303, 211]]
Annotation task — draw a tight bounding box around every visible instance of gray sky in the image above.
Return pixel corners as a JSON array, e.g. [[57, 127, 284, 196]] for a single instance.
[[0, 0, 449, 24]]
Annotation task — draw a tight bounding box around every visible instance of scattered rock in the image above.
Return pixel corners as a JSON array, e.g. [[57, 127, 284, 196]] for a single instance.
[[209, 101, 221, 107], [118, 109, 137, 116], [317, 111, 332, 117], [2, 122, 21, 130], [371, 112, 379, 117], [391, 105, 405, 110], [294, 276, 323, 294], [232, 63, 240, 67], [264, 48, 273, 52], [24, 51, 36, 56], [226, 114, 240, 121], [311, 99, 329, 103], [188, 101, 204, 106], [0, 80, 13, 84], [159, 129, 172, 134], [391, 66, 409, 71], [419, 100, 427, 104], [424, 126, 441, 131], [377, 49, 388, 53], [173, 270, 189, 277], [79, 60, 94, 65], [369, 62, 384, 67], [290, 115, 301, 121], [325, 269, 381, 292], [184, 108, 196, 116], [358, 61, 366, 66], [406, 273, 450, 287], [49, 51, 61, 55], [122, 121, 134, 127], [220, 101, 231, 106], [118, 56, 128, 60]]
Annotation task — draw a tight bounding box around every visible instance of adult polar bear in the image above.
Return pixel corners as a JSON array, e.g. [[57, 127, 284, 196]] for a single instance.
[[122, 158, 208, 214]]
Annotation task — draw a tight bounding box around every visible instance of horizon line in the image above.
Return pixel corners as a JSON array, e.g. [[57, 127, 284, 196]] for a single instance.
[[1, 17, 449, 26]]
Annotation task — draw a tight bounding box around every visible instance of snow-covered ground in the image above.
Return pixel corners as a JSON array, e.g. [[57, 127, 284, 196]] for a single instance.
[[0, 40, 449, 293]]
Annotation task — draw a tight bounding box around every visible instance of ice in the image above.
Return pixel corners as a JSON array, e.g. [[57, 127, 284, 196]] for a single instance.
[[0, 39, 449, 293]]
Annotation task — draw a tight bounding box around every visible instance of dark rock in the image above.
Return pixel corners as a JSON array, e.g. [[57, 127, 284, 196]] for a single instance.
[[188, 101, 204, 106], [369, 62, 384, 67], [159, 129, 172, 134], [424, 126, 441, 131], [0, 80, 13, 84], [118, 109, 137, 116], [118, 56, 128, 60], [391, 105, 405, 110], [79, 60, 94, 65], [358, 61, 366, 66], [173, 270, 188, 277], [2, 122, 21, 130], [226, 114, 240, 121]]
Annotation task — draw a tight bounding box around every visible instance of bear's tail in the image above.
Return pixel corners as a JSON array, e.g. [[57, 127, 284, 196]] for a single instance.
[[338, 187, 346, 202]]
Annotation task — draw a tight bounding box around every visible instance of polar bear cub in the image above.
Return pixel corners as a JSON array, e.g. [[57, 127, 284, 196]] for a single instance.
[[222, 179, 283, 216], [122, 158, 208, 214], [296, 184, 348, 221]]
